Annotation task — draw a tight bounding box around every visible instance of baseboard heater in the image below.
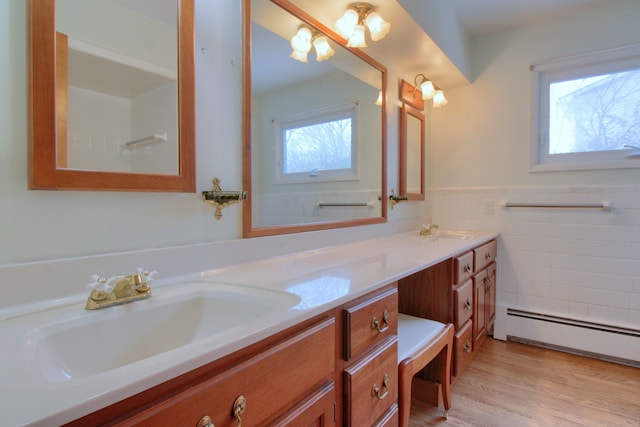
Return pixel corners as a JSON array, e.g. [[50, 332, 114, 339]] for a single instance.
[[506, 308, 640, 367]]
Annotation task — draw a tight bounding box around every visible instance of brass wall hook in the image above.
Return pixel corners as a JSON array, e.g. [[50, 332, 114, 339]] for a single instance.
[[202, 177, 247, 220], [389, 189, 408, 209]]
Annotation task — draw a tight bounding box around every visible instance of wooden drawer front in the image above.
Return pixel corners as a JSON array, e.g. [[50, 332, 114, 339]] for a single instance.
[[123, 318, 335, 427], [453, 251, 474, 285], [374, 404, 399, 427], [343, 288, 398, 361], [474, 240, 497, 272], [344, 338, 398, 427], [454, 320, 473, 377], [271, 382, 335, 426], [453, 279, 473, 329]]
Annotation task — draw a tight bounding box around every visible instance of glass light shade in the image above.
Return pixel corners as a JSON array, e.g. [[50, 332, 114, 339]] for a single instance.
[[432, 90, 448, 108], [375, 90, 382, 106], [420, 80, 435, 99], [365, 12, 390, 42], [290, 49, 308, 63], [347, 24, 367, 48], [313, 36, 335, 61], [335, 9, 359, 39], [289, 27, 312, 63]]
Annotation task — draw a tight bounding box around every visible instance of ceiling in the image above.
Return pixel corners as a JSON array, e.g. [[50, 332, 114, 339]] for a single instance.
[[448, 0, 607, 36], [267, 0, 608, 90]]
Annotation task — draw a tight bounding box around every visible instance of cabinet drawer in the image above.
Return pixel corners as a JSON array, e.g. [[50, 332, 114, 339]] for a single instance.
[[343, 288, 398, 361], [453, 279, 473, 329], [453, 251, 474, 285], [375, 404, 399, 427], [344, 338, 398, 427], [474, 240, 497, 272], [454, 320, 473, 377], [122, 318, 335, 427]]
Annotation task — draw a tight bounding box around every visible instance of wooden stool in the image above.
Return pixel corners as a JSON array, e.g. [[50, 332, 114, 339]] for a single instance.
[[397, 313, 455, 426]]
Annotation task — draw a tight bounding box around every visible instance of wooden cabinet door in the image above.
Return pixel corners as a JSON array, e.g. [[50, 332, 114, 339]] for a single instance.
[[473, 270, 486, 346], [485, 262, 496, 334]]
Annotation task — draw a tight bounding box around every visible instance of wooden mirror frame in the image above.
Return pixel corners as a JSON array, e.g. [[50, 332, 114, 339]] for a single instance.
[[27, 0, 195, 192], [242, 0, 387, 238], [399, 80, 425, 200]]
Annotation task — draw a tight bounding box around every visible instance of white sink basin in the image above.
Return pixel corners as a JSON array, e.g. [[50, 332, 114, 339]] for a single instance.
[[24, 282, 301, 381], [432, 230, 475, 240]]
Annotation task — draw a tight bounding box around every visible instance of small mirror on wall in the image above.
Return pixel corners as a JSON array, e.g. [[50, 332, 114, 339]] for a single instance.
[[27, 0, 195, 192], [399, 80, 425, 200]]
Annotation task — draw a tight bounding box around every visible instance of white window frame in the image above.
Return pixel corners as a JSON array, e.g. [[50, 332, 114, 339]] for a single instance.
[[530, 44, 640, 172], [274, 102, 359, 184]]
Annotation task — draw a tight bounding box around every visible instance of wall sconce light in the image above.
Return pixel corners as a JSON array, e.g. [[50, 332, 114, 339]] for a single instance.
[[413, 73, 448, 108], [335, 3, 390, 48], [290, 26, 336, 63]]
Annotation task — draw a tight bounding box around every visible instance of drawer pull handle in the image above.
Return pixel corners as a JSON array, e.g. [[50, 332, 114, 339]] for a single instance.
[[371, 310, 390, 333], [372, 374, 390, 400], [197, 416, 215, 427], [464, 264, 472, 274], [464, 340, 472, 354], [485, 253, 492, 261], [463, 298, 472, 311], [485, 276, 492, 291], [232, 395, 246, 427]]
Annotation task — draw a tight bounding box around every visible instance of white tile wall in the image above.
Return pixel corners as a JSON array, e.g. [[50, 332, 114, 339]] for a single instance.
[[430, 185, 640, 329]]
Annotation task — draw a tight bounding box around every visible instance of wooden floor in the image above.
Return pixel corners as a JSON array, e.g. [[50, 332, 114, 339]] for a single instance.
[[410, 338, 640, 427]]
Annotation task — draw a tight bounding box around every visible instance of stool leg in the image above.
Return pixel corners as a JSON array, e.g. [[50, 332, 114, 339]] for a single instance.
[[440, 332, 453, 419], [398, 359, 414, 427]]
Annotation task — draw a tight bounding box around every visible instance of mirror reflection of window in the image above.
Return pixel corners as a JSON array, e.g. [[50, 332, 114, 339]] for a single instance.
[[275, 102, 358, 184], [56, 0, 178, 174]]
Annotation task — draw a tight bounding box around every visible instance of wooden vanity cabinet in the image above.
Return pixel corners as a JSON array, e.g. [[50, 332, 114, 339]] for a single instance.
[[65, 316, 336, 427], [341, 287, 399, 426], [398, 240, 498, 394]]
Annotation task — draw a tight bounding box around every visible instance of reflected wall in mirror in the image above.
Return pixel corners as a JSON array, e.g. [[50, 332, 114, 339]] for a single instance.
[[399, 80, 425, 200], [28, 0, 195, 192], [243, 0, 387, 237]]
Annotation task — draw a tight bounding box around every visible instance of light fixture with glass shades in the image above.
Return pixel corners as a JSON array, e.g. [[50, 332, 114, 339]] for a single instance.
[[335, 3, 391, 48], [290, 25, 336, 63], [412, 73, 448, 108]]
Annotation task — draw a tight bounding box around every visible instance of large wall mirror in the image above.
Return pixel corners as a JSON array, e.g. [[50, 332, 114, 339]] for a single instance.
[[399, 80, 425, 200], [28, 0, 195, 192], [243, 0, 387, 237]]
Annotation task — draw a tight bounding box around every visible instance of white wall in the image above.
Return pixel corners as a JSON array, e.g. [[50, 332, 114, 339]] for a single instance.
[[429, 0, 640, 349], [0, 1, 426, 280]]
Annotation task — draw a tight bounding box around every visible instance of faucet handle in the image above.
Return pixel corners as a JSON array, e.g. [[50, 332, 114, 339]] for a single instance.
[[86, 274, 117, 293], [136, 268, 157, 285]]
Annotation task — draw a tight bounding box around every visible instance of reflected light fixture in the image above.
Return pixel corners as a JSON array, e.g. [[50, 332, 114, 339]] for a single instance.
[[335, 3, 390, 48], [413, 73, 448, 108], [290, 26, 312, 63], [313, 35, 335, 61], [290, 26, 336, 63], [375, 90, 382, 106]]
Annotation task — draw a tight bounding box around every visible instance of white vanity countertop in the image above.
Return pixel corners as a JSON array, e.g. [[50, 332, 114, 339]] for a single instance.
[[0, 230, 497, 426]]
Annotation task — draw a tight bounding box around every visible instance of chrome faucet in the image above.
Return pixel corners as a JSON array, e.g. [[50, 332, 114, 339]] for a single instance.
[[85, 269, 155, 310], [419, 223, 439, 236]]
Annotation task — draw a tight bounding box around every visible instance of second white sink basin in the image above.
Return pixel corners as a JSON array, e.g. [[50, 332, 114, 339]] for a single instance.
[[26, 282, 301, 381], [432, 230, 475, 240]]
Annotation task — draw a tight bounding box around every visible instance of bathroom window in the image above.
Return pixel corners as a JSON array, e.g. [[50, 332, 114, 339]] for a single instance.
[[274, 102, 359, 184], [530, 44, 640, 171]]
